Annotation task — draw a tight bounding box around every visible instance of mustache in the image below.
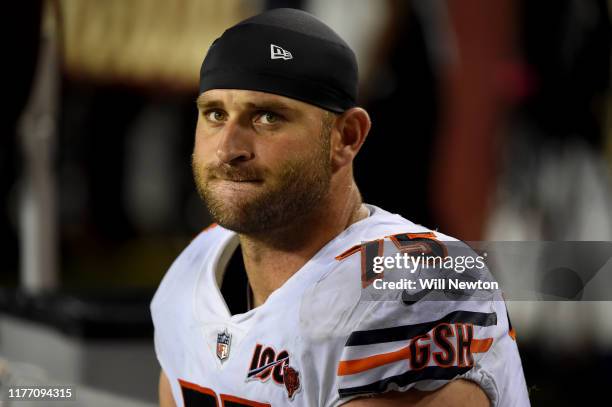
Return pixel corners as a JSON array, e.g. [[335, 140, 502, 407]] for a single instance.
[[203, 163, 263, 182]]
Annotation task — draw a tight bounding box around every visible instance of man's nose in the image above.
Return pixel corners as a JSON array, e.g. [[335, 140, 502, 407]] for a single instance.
[[216, 121, 254, 164]]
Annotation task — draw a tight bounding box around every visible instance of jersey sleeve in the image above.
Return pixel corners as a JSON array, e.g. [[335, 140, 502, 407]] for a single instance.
[[329, 233, 529, 406]]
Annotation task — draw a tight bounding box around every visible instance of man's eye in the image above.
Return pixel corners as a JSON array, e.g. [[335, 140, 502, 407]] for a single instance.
[[205, 110, 226, 122], [257, 112, 280, 125]]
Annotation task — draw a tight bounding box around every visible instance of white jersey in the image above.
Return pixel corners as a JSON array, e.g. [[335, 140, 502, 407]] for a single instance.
[[151, 205, 530, 406]]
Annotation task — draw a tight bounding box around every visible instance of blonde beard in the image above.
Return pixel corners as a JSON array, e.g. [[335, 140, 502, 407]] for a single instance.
[[192, 137, 331, 234]]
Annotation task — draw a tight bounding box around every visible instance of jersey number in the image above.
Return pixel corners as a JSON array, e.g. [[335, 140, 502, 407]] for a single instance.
[[334, 232, 446, 288], [179, 379, 270, 407]]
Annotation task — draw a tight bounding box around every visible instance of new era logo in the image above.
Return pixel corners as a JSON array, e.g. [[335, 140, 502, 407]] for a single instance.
[[270, 44, 293, 60]]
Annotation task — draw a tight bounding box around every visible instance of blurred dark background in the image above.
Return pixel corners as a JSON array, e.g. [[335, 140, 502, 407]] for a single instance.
[[1, 0, 611, 405]]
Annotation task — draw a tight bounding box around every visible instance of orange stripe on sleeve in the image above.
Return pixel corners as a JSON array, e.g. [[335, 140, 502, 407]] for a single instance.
[[471, 337, 494, 353], [509, 328, 516, 341], [337, 346, 411, 376]]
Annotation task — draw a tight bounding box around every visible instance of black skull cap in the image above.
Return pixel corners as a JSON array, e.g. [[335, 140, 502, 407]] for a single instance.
[[199, 8, 358, 113]]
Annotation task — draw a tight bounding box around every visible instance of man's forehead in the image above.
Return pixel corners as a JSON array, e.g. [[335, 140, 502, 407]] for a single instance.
[[197, 89, 314, 111]]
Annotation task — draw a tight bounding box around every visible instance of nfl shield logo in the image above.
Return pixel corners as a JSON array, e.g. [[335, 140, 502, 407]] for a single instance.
[[216, 330, 232, 361]]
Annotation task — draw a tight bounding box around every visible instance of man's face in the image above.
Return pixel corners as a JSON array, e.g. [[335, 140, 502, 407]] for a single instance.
[[193, 89, 334, 234]]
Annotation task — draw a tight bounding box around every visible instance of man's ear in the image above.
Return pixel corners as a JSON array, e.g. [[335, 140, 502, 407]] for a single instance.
[[330, 107, 371, 171]]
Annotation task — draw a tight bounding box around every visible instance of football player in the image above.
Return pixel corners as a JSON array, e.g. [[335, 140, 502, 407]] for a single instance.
[[151, 8, 529, 407]]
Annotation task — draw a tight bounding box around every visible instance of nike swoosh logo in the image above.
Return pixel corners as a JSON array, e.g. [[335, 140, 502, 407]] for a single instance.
[[401, 289, 431, 305]]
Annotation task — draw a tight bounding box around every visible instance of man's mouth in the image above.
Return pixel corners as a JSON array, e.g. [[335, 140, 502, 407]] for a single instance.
[[211, 176, 265, 187], [218, 177, 262, 183]]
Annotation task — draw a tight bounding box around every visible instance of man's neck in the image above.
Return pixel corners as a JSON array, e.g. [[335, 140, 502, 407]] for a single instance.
[[238, 183, 368, 308]]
